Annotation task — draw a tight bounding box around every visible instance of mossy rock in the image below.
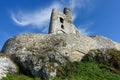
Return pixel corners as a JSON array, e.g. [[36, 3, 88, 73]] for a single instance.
[[82, 49, 120, 74], [0, 53, 6, 57]]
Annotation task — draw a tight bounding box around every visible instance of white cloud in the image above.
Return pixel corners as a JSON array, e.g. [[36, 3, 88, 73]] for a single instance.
[[60, 0, 81, 9], [59, 0, 82, 20], [78, 28, 90, 35], [11, 3, 61, 32], [78, 22, 94, 35], [11, 0, 95, 33]]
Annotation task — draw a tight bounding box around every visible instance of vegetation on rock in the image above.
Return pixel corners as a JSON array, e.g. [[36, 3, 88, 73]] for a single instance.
[[54, 60, 120, 80], [82, 49, 120, 74], [2, 74, 40, 80], [2, 62, 120, 80]]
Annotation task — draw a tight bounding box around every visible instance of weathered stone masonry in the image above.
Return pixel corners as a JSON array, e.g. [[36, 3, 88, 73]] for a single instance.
[[49, 8, 79, 34]]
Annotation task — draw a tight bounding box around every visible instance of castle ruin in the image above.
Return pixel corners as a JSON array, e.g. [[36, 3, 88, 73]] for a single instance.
[[49, 8, 79, 34]]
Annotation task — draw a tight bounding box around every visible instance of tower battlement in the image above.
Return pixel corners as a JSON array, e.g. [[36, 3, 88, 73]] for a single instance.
[[64, 8, 72, 23], [49, 8, 79, 34]]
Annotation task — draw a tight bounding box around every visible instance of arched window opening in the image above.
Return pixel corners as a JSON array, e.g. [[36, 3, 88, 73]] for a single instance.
[[59, 17, 64, 23], [61, 25, 64, 29]]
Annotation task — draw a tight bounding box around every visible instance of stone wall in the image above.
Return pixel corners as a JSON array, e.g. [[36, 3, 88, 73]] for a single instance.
[[49, 8, 78, 34]]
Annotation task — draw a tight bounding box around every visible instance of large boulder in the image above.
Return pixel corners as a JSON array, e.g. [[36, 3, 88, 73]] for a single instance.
[[1, 33, 97, 79], [1, 33, 120, 79], [1, 34, 97, 61], [0, 55, 17, 79]]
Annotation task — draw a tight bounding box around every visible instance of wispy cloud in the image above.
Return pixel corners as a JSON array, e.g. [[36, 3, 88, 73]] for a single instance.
[[11, 3, 61, 33], [78, 28, 90, 35], [78, 22, 94, 35], [11, 0, 95, 34]]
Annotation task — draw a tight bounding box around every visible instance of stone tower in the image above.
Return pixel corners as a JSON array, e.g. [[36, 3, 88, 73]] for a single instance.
[[49, 8, 79, 34]]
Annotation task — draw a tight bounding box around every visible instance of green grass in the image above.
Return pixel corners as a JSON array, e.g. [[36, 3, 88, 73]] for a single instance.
[[54, 62, 120, 80], [2, 62, 120, 80], [2, 74, 40, 80]]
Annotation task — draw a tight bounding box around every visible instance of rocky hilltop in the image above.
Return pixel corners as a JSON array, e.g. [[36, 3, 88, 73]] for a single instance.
[[1, 8, 120, 80], [1, 33, 120, 80], [2, 34, 120, 61]]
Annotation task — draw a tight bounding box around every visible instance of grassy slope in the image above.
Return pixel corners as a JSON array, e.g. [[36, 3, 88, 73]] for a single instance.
[[54, 62, 120, 80], [2, 74, 40, 80], [2, 62, 120, 80]]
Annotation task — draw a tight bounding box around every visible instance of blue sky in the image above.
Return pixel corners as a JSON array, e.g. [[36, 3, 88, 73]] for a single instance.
[[0, 0, 120, 50]]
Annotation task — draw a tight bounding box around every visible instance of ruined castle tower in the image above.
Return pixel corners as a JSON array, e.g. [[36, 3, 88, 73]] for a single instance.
[[49, 8, 79, 34]]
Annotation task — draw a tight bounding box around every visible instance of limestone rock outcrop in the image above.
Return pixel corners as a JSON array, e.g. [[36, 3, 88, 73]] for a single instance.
[[2, 34, 97, 61], [1, 33, 96, 79], [91, 36, 120, 50], [0, 55, 17, 79], [1, 33, 120, 79]]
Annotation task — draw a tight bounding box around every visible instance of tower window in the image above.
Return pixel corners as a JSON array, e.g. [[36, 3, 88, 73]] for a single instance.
[[59, 17, 64, 23], [61, 25, 64, 29]]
